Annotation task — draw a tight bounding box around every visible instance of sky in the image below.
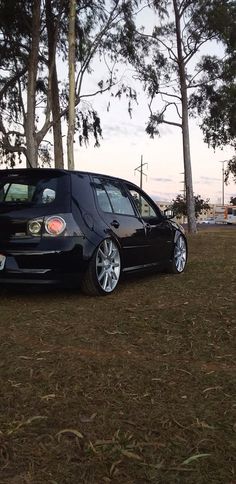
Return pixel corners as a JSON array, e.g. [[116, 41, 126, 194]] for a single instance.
[[70, 4, 235, 205], [75, 95, 235, 204]]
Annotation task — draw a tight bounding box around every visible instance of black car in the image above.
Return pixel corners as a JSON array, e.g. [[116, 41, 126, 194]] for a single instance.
[[0, 168, 187, 295]]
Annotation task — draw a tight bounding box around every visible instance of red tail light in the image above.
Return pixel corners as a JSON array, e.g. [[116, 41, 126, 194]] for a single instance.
[[45, 216, 66, 235]]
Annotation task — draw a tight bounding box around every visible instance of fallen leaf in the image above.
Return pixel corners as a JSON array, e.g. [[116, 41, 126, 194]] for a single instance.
[[79, 413, 97, 423], [121, 450, 142, 461], [182, 453, 211, 465], [56, 429, 84, 441]]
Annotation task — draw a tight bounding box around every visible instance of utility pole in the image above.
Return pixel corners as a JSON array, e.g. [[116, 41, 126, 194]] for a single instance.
[[218, 160, 227, 206], [135, 155, 148, 189]]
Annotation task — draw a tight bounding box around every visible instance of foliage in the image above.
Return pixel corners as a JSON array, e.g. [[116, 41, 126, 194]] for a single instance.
[[230, 195, 236, 205], [189, 1, 236, 151], [135, 1, 221, 136], [132, 0, 225, 233], [171, 193, 210, 219], [190, 56, 236, 149], [131, 0, 236, 231], [0, 0, 145, 168], [225, 156, 236, 183]]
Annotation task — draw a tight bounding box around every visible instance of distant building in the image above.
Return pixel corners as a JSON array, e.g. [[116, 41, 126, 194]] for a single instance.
[[155, 200, 227, 223]]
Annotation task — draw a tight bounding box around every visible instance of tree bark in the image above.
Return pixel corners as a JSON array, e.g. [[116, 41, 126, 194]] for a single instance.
[[25, 0, 41, 168], [52, 70, 64, 169], [46, 0, 64, 169], [67, 0, 76, 170], [173, 0, 197, 234]]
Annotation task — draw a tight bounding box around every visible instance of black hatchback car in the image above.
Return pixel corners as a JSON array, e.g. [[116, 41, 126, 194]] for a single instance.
[[0, 168, 187, 295]]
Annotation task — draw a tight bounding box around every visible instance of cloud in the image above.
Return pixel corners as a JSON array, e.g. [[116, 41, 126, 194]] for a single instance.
[[103, 123, 145, 138], [149, 191, 178, 202], [151, 177, 173, 183], [195, 176, 221, 184]]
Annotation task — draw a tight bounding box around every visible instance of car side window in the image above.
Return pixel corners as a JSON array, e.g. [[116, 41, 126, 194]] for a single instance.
[[126, 186, 162, 221], [96, 186, 113, 213], [93, 178, 135, 216]]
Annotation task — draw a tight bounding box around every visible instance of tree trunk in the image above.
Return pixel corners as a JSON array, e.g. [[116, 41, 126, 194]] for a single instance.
[[25, 0, 41, 168], [173, 0, 197, 234], [46, 0, 64, 169], [52, 70, 64, 169], [67, 0, 76, 170]]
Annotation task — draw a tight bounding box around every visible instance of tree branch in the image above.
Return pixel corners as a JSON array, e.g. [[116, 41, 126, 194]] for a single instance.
[[135, 29, 178, 63], [0, 116, 27, 157], [161, 119, 182, 128], [75, 2, 122, 99], [183, 35, 215, 66], [79, 83, 114, 100], [158, 90, 181, 101], [36, 0, 64, 145], [0, 67, 27, 101]]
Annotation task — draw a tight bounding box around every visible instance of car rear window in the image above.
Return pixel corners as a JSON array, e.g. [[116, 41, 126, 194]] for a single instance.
[[0, 173, 64, 206]]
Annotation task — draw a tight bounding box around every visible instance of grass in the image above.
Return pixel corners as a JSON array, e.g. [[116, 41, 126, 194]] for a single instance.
[[0, 227, 235, 483]]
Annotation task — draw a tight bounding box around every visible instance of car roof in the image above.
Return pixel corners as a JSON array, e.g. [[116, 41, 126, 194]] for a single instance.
[[0, 168, 140, 189]]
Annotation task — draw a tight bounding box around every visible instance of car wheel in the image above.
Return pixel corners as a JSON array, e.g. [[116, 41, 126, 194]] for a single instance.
[[81, 238, 121, 296], [167, 234, 187, 274]]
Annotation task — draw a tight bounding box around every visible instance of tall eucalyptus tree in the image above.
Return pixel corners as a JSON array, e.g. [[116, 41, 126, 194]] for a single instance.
[[134, 0, 224, 232], [0, 0, 150, 169]]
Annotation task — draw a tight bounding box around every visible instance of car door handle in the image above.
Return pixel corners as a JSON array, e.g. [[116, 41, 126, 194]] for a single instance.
[[110, 220, 120, 229]]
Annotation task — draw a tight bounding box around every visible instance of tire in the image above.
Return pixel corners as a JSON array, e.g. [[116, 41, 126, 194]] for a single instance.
[[167, 234, 187, 274], [81, 238, 121, 296]]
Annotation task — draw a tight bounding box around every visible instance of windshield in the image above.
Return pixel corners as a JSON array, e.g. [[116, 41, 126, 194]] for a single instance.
[[0, 173, 64, 206]]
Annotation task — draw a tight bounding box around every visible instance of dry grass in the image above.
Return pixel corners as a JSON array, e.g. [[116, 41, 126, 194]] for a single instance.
[[0, 227, 235, 483]]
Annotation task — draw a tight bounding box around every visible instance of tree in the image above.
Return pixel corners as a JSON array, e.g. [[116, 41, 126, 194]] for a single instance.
[[45, 0, 64, 168], [225, 156, 236, 183], [0, 0, 64, 168], [25, 0, 41, 168], [0, 0, 32, 166], [67, 0, 76, 170], [133, 0, 231, 233], [189, 1, 236, 178], [190, 55, 236, 150], [0, 0, 144, 168], [171, 194, 210, 219], [230, 196, 236, 205]]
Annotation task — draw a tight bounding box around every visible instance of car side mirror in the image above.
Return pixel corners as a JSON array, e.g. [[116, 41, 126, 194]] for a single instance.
[[164, 208, 174, 219]]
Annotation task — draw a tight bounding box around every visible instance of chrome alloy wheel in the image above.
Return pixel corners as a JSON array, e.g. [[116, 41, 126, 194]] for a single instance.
[[174, 235, 187, 272], [96, 239, 121, 293]]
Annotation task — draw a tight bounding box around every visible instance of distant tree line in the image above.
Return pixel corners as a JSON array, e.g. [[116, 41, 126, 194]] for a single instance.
[[0, 0, 235, 233]]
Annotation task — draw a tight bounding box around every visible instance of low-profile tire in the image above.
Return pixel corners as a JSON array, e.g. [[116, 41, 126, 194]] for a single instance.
[[81, 238, 121, 296], [166, 234, 187, 274]]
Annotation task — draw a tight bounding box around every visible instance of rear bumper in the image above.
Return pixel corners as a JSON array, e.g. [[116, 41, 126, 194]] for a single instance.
[[0, 236, 95, 284]]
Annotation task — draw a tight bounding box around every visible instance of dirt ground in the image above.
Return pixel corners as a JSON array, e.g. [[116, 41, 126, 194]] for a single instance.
[[0, 227, 235, 483]]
